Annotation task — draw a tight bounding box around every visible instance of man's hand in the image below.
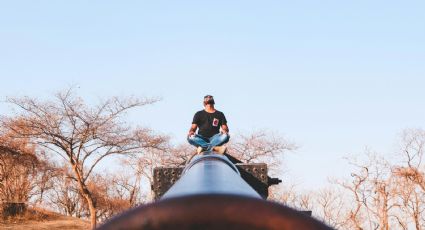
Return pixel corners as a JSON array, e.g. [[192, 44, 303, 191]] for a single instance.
[[188, 124, 197, 137], [221, 124, 229, 135], [188, 130, 195, 137]]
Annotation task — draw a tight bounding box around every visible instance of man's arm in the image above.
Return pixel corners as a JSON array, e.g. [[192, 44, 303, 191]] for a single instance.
[[220, 112, 229, 134], [221, 124, 229, 134], [188, 124, 198, 137]]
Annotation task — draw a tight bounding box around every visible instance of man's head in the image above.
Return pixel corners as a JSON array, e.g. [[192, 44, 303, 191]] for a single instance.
[[203, 95, 215, 106]]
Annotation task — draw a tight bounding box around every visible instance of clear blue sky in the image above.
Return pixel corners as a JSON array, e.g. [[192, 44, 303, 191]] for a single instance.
[[1, 1, 424, 189]]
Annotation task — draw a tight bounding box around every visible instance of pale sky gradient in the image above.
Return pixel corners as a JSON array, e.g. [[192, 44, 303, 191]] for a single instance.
[[1, 1, 424, 189]]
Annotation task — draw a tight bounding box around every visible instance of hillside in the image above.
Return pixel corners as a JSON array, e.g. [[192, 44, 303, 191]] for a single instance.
[[0, 207, 90, 230]]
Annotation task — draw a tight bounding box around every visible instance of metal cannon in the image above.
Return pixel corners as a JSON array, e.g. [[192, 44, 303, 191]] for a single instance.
[[98, 151, 334, 230]]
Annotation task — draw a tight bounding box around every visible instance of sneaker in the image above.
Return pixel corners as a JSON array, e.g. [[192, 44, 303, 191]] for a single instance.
[[213, 146, 227, 154]]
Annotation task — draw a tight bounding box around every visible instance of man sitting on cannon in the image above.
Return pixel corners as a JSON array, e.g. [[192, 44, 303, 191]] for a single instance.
[[187, 95, 229, 154]]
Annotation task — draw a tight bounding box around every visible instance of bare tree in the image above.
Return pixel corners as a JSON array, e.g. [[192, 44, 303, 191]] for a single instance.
[[0, 145, 38, 203], [391, 172, 424, 230], [227, 130, 297, 174], [125, 148, 169, 189], [166, 143, 197, 167], [335, 151, 406, 230], [47, 165, 86, 218], [298, 192, 314, 211], [336, 156, 370, 230], [1, 89, 167, 228], [393, 128, 425, 191], [0, 122, 56, 215], [362, 154, 396, 230], [314, 188, 348, 229], [109, 173, 143, 207], [84, 172, 145, 222], [269, 129, 425, 230], [392, 128, 425, 229], [268, 184, 299, 207], [123, 142, 200, 200]]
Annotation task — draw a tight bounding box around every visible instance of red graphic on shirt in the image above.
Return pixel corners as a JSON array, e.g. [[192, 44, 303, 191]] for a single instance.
[[212, 118, 219, 127]]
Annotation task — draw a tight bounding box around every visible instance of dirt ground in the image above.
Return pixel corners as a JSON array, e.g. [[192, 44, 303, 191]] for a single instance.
[[0, 217, 90, 230], [0, 207, 90, 230]]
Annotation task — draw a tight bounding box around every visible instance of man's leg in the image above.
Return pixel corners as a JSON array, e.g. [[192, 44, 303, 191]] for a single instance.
[[187, 134, 211, 150], [209, 133, 230, 147]]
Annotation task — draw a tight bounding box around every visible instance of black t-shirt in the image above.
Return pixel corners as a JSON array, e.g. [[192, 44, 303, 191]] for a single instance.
[[192, 110, 227, 138]]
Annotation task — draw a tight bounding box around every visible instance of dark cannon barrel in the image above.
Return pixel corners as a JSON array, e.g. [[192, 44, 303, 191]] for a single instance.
[[98, 151, 334, 230], [162, 153, 261, 199]]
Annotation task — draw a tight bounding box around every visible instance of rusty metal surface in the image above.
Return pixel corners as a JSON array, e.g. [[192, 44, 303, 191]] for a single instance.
[[236, 163, 269, 198], [97, 194, 334, 230], [152, 167, 184, 200]]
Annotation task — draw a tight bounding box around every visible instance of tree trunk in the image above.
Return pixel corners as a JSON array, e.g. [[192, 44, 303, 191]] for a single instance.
[[72, 163, 97, 229], [78, 185, 97, 229], [83, 193, 97, 229], [414, 213, 420, 230]]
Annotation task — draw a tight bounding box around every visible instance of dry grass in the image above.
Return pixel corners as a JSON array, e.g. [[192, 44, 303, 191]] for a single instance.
[[0, 207, 90, 230]]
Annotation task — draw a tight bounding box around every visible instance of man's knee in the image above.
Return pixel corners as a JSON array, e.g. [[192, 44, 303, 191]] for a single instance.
[[223, 134, 230, 143], [213, 133, 229, 145], [221, 133, 230, 141], [187, 135, 197, 145]]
